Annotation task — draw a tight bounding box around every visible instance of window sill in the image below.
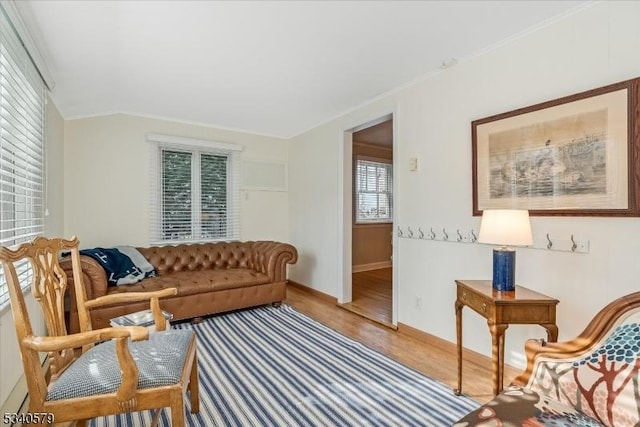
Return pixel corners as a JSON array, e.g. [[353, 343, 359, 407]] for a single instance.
[[354, 222, 393, 228], [150, 238, 239, 246]]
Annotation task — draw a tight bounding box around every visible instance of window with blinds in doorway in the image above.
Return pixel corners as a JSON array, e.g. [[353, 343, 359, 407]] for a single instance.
[[355, 157, 393, 223]]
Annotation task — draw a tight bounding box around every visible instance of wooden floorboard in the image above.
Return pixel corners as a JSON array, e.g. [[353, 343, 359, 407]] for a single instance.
[[339, 267, 393, 327], [286, 283, 519, 405]]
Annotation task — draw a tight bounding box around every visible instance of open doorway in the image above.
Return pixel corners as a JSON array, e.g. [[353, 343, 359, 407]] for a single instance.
[[339, 117, 394, 328]]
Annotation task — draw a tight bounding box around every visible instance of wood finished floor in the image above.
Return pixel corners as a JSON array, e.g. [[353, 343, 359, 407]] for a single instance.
[[286, 284, 516, 405], [38, 279, 512, 426], [339, 268, 393, 327]]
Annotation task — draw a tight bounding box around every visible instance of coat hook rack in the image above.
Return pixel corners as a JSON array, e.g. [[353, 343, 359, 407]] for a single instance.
[[395, 225, 589, 253], [533, 233, 588, 253]]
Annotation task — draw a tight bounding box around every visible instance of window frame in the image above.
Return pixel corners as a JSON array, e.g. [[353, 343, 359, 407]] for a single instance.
[[148, 133, 242, 245], [354, 155, 393, 225]]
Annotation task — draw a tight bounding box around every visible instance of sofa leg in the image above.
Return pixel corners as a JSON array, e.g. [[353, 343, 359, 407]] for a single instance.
[[272, 301, 282, 308]]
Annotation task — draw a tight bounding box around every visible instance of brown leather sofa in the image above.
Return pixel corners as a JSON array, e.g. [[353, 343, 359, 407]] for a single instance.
[[62, 241, 298, 333]]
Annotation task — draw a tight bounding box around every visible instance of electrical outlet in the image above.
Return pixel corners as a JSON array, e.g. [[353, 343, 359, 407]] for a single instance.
[[415, 296, 422, 310]]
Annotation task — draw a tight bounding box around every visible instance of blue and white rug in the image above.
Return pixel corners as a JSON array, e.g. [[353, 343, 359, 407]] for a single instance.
[[90, 305, 479, 426]]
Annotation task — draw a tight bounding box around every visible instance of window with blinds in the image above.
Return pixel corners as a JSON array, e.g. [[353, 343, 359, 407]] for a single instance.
[[148, 134, 241, 244], [355, 158, 393, 223], [0, 6, 46, 309]]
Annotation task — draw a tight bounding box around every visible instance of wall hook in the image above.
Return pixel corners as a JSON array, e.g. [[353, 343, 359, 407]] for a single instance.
[[470, 229, 477, 243], [418, 227, 425, 239], [442, 228, 449, 241], [429, 227, 436, 240], [397, 226, 403, 237], [456, 229, 463, 242], [408, 226, 414, 238], [571, 235, 577, 252], [546, 233, 553, 250]]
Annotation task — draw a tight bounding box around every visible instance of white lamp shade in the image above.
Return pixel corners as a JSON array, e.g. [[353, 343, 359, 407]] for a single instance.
[[478, 209, 533, 247]]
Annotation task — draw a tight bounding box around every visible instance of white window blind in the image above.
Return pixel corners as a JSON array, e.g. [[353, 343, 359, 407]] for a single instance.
[[355, 158, 393, 223], [148, 134, 242, 244], [0, 5, 46, 309]]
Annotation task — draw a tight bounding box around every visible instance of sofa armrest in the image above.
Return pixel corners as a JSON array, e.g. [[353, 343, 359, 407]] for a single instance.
[[61, 255, 110, 301], [511, 338, 581, 387], [250, 241, 298, 282]]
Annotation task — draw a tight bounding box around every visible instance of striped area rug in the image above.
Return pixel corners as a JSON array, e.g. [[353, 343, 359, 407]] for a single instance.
[[89, 305, 479, 426]]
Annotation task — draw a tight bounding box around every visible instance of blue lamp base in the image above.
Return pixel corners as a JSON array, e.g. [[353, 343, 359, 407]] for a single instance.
[[492, 248, 515, 292]]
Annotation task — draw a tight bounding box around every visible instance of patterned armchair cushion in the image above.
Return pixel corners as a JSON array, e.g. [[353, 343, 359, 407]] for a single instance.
[[46, 329, 194, 401], [527, 311, 640, 426], [453, 386, 604, 426]]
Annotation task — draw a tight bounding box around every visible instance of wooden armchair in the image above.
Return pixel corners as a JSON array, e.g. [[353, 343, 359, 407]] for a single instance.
[[454, 291, 640, 426], [0, 236, 199, 426]]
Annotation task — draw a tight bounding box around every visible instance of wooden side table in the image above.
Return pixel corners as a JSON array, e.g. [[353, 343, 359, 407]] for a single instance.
[[454, 279, 559, 396]]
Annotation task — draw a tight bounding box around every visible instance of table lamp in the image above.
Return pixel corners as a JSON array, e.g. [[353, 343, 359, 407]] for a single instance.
[[478, 209, 533, 292]]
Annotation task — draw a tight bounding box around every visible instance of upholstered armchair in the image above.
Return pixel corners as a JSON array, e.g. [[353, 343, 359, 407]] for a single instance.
[[454, 291, 640, 426]]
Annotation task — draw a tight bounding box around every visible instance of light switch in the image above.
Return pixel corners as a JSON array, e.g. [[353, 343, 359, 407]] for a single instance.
[[409, 157, 418, 172]]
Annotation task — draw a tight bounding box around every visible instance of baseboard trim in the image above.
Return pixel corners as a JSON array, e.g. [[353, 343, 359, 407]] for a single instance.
[[0, 374, 26, 416], [397, 322, 521, 378], [0, 356, 47, 416], [287, 280, 337, 304], [352, 261, 392, 273]]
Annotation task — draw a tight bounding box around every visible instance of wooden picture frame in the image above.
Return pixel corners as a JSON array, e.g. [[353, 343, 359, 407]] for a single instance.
[[472, 77, 640, 216]]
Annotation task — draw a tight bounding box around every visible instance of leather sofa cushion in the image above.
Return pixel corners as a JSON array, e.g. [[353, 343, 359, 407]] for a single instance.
[[106, 268, 271, 297]]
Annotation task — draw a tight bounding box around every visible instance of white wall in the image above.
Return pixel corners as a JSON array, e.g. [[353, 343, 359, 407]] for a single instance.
[[288, 1, 640, 368], [45, 97, 66, 237], [64, 114, 289, 248], [0, 95, 63, 409], [1, 108, 289, 409]]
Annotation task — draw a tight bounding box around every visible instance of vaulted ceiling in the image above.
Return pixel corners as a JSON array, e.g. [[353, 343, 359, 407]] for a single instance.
[[18, 1, 590, 138]]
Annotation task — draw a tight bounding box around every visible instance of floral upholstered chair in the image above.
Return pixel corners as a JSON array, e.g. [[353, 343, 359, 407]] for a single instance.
[[454, 292, 640, 426]]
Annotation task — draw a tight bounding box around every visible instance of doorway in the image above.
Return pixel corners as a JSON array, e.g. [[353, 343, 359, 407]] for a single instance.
[[339, 117, 395, 328]]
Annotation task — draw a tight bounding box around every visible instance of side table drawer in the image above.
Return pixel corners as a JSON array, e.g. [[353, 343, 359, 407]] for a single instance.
[[459, 289, 492, 317]]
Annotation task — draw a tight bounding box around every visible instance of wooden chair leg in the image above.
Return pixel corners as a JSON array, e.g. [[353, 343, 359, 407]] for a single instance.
[[150, 409, 162, 427], [171, 396, 186, 427], [75, 420, 88, 427], [189, 356, 200, 413]]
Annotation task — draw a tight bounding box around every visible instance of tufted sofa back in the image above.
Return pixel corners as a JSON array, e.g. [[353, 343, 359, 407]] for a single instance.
[[138, 241, 259, 275]]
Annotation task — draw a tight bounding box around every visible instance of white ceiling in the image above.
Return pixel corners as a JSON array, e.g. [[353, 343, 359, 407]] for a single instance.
[[18, 1, 590, 138]]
